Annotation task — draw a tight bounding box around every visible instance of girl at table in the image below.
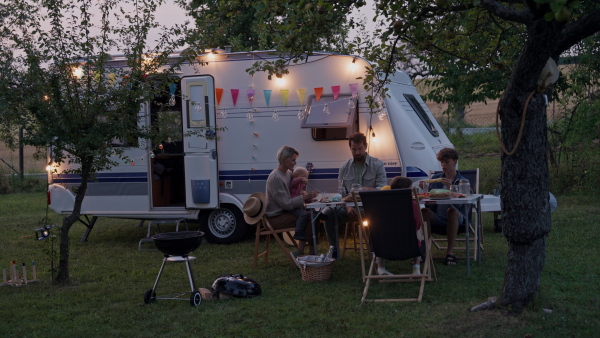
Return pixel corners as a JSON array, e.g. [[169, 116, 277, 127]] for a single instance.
[[265, 146, 319, 258], [377, 176, 423, 275]]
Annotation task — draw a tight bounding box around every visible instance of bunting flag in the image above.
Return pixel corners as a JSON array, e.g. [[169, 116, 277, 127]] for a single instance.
[[349, 83, 358, 98], [247, 89, 255, 104], [231, 89, 239, 106], [263, 90, 272, 106], [280, 89, 290, 106], [214, 83, 361, 109], [297, 88, 306, 106], [216, 88, 224, 106], [314, 87, 323, 102], [169, 83, 177, 95], [331, 85, 341, 100]]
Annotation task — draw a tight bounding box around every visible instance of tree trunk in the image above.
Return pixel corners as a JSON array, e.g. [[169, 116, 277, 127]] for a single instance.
[[56, 159, 91, 283], [498, 20, 559, 309]]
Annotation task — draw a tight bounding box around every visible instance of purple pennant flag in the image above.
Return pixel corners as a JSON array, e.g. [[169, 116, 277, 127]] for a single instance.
[[247, 89, 255, 104], [349, 83, 358, 97]]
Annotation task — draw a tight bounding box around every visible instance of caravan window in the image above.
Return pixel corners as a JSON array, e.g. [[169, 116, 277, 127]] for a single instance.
[[403, 94, 439, 137], [301, 94, 358, 141], [150, 80, 184, 153]]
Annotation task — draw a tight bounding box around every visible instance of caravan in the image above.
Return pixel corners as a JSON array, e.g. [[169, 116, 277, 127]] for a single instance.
[[47, 51, 452, 243]]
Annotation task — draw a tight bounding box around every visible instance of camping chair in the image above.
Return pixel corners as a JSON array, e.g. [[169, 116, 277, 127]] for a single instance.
[[341, 221, 369, 259], [243, 193, 299, 269], [429, 169, 481, 260], [354, 188, 436, 302]]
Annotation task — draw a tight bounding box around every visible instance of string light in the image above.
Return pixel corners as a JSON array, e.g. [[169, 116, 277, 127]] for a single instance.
[[193, 101, 202, 114], [323, 103, 330, 115], [272, 110, 279, 121], [348, 98, 355, 109]]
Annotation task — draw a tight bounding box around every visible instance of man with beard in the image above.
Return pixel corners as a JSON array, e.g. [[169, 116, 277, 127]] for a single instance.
[[321, 132, 387, 258]]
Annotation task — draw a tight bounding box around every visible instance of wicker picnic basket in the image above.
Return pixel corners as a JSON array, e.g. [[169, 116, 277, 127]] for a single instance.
[[296, 255, 335, 282]]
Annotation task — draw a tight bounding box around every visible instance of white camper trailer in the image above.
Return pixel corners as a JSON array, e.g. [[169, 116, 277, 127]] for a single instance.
[[47, 51, 452, 243]]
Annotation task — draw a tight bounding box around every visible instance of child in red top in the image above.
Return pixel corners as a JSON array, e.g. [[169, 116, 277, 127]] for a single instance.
[[289, 167, 310, 241], [377, 176, 423, 275], [290, 167, 309, 198]]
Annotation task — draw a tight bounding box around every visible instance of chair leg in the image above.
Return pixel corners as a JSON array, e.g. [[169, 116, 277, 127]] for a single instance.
[[341, 222, 351, 259], [253, 223, 262, 269], [265, 235, 271, 264], [361, 256, 376, 303]]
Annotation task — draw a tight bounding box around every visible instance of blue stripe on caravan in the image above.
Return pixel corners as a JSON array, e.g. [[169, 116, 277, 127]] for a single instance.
[[219, 169, 272, 176], [218, 167, 406, 181], [52, 172, 148, 184], [406, 166, 428, 178]]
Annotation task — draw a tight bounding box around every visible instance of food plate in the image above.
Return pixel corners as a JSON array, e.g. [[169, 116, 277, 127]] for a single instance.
[[428, 196, 452, 200]]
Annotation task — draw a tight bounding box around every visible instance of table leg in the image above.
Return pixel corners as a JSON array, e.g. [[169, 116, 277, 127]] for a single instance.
[[310, 209, 319, 255], [333, 207, 340, 260], [465, 207, 471, 276], [477, 200, 482, 263]]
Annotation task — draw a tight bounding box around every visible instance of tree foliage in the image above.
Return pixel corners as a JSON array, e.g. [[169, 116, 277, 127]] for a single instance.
[[373, 0, 600, 311], [181, 0, 362, 76], [0, 0, 189, 282]]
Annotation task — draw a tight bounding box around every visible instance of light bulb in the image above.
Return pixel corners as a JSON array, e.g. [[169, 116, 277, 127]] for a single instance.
[[348, 99, 355, 109]]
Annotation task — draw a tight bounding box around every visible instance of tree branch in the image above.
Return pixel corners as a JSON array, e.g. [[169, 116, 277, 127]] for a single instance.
[[480, 0, 534, 24], [555, 9, 600, 57]]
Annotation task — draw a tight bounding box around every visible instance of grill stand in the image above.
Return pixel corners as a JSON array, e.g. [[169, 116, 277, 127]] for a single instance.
[[144, 255, 202, 307]]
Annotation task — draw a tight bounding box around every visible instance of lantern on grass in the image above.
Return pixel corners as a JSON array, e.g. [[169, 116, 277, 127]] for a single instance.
[[35, 225, 58, 240]]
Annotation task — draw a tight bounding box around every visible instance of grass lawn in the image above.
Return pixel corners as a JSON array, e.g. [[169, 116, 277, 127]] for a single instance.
[[0, 192, 598, 337]]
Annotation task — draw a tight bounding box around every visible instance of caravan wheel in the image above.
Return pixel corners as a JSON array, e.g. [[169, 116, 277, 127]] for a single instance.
[[201, 205, 247, 244]]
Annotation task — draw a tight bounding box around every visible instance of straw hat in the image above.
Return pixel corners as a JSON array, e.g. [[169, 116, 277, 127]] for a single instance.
[[242, 192, 268, 224]]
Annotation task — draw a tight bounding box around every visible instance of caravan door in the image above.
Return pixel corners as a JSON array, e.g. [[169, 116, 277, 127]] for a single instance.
[[181, 76, 219, 209]]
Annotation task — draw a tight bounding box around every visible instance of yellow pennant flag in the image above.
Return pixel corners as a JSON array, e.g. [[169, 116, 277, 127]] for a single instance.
[[297, 88, 306, 106], [280, 89, 290, 106]]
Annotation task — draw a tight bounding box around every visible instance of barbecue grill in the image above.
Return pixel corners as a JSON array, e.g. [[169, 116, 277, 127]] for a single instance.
[[144, 231, 204, 306]]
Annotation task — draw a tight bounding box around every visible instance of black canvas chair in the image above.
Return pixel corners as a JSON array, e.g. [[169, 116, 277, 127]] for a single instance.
[[353, 188, 435, 302], [428, 169, 481, 260]]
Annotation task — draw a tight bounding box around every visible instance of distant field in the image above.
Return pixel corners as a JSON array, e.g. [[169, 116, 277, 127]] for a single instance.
[[0, 145, 46, 174]]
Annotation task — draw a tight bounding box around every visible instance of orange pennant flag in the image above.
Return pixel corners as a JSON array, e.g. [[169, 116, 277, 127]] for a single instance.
[[216, 88, 223, 106], [314, 87, 323, 102]]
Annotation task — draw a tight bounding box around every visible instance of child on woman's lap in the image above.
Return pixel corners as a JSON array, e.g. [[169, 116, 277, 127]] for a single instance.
[[289, 167, 310, 241]]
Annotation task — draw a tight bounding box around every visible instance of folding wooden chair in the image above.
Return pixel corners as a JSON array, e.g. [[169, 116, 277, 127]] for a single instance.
[[354, 188, 436, 302], [242, 192, 298, 269], [252, 215, 299, 268], [429, 169, 481, 260]]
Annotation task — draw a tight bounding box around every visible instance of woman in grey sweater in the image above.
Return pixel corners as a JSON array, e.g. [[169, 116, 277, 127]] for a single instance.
[[266, 146, 319, 257]]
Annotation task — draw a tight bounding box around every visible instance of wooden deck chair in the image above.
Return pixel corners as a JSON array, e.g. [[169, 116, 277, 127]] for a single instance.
[[243, 193, 298, 269], [429, 169, 481, 260], [355, 188, 436, 303]]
